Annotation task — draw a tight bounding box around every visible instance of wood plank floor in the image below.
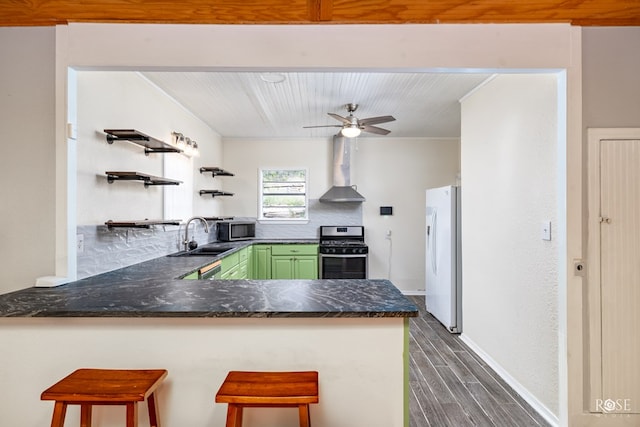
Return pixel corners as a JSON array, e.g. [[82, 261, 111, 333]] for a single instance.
[[408, 296, 552, 427]]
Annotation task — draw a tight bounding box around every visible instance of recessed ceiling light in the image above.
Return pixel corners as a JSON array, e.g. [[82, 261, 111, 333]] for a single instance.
[[260, 73, 286, 83]]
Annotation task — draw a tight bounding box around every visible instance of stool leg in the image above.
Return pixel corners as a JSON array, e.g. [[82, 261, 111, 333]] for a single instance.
[[225, 404, 243, 427], [235, 406, 243, 427], [126, 402, 139, 427], [147, 392, 161, 427], [50, 401, 67, 427], [80, 404, 92, 427], [298, 404, 311, 427]]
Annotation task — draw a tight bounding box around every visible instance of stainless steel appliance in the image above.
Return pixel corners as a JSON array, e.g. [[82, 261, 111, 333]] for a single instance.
[[217, 221, 256, 241], [319, 226, 368, 279]]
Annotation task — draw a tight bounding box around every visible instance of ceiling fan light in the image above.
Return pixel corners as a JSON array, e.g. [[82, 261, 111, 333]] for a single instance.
[[341, 126, 361, 138]]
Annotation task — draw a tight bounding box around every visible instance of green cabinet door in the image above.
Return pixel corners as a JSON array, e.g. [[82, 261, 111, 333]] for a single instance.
[[295, 256, 318, 279], [253, 245, 272, 279], [219, 249, 242, 280], [271, 256, 295, 279]]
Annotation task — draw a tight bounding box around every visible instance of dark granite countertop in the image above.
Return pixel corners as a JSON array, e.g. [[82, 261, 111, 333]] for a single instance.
[[0, 240, 418, 318]]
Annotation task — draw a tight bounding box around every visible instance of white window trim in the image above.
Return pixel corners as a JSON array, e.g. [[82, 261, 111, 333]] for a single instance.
[[258, 167, 309, 224]]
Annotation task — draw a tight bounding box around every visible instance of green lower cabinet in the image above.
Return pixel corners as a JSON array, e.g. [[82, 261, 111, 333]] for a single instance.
[[271, 255, 318, 279], [270, 244, 319, 280], [271, 256, 296, 279], [199, 244, 317, 280], [295, 256, 319, 279], [252, 245, 272, 279]]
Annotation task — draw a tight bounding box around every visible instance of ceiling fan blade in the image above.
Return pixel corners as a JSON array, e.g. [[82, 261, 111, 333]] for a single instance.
[[303, 125, 342, 129], [328, 113, 350, 125], [358, 115, 396, 126], [362, 125, 391, 135]]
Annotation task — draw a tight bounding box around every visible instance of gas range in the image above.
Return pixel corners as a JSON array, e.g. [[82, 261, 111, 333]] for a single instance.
[[319, 226, 368, 255]]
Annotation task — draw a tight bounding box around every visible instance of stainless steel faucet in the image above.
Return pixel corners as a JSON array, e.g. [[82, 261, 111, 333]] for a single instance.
[[183, 216, 210, 251]]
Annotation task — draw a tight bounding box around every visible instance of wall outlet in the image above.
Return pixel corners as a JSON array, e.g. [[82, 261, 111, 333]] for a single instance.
[[77, 234, 84, 253]]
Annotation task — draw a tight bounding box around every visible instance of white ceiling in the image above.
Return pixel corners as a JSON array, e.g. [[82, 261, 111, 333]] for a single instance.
[[141, 71, 492, 139]]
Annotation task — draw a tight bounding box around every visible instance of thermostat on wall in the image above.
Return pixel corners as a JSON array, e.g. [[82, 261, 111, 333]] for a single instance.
[[380, 206, 393, 216]]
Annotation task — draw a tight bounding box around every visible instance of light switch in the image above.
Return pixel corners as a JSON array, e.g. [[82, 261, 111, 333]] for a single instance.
[[541, 221, 551, 241]]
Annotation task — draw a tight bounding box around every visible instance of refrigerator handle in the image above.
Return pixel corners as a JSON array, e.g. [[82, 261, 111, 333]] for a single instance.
[[427, 210, 437, 274]]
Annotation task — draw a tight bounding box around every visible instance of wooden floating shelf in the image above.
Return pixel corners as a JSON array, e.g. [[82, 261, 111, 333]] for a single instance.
[[104, 129, 182, 155], [105, 219, 182, 229], [106, 171, 182, 187], [200, 167, 235, 177], [199, 190, 234, 197]]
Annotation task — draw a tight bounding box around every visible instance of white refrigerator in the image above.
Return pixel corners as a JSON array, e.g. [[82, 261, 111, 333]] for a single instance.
[[425, 185, 462, 333]]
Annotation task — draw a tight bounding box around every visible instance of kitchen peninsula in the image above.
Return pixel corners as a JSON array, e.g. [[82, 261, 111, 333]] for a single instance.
[[0, 245, 417, 427]]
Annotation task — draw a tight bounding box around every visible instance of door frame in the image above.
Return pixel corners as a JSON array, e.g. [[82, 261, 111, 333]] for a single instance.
[[587, 127, 640, 412]]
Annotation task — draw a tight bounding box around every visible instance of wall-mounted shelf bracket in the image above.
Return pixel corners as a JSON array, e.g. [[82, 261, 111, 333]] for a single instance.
[[104, 129, 182, 156], [199, 190, 234, 197], [200, 167, 235, 177], [106, 171, 182, 187], [105, 219, 182, 229]]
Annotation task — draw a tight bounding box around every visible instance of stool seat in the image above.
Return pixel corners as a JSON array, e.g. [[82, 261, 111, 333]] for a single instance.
[[41, 368, 167, 427], [215, 371, 319, 427]]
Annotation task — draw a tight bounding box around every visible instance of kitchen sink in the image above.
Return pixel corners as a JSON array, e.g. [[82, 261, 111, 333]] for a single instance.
[[168, 246, 234, 257]]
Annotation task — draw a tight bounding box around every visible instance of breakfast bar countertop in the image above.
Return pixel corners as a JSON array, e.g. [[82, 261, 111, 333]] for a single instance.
[[0, 242, 418, 318]]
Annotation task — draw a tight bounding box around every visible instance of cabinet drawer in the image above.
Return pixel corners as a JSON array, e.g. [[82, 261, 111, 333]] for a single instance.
[[270, 244, 318, 256], [221, 251, 240, 270]]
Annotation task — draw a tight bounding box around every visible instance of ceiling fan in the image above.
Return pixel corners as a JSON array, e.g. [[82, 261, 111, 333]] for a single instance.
[[304, 103, 396, 137]]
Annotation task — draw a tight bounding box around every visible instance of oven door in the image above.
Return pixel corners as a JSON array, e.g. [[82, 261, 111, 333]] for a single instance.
[[320, 253, 367, 279]]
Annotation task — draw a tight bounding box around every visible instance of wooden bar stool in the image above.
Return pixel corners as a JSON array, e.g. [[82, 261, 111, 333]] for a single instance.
[[41, 368, 168, 427], [215, 371, 319, 427]]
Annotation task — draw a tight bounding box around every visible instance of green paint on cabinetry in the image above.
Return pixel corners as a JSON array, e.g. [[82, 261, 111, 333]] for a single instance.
[[183, 270, 199, 280], [270, 244, 318, 280], [252, 245, 272, 279]]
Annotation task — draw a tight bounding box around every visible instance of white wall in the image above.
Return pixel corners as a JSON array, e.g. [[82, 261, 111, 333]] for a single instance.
[[77, 71, 223, 225], [0, 27, 56, 292], [354, 137, 460, 291], [222, 137, 332, 217], [583, 27, 640, 128], [460, 74, 559, 419]]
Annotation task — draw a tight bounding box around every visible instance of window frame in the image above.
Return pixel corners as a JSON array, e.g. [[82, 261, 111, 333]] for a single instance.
[[258, 167, 309, 223]]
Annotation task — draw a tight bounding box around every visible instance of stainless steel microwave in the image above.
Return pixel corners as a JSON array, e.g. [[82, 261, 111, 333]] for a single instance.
[[217, 221, 256, 241]]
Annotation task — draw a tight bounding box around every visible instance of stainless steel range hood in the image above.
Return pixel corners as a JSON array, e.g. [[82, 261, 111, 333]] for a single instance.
[[319, 135, 365, 203]]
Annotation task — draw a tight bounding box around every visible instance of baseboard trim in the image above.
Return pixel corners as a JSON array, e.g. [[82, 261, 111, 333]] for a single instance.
[[459, 334, 560, 427], [402, 290, 425, 296]]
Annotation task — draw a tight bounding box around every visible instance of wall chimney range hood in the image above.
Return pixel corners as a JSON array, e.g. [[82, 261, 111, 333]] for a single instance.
[[319, 135, 365, 203]]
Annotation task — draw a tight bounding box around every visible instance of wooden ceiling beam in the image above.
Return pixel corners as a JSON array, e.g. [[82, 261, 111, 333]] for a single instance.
[[0, 0, 638, 26], [309, 0, 333, 22]]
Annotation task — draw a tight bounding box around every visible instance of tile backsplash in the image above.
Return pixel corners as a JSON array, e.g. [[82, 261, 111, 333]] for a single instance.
[[77, 200, 361, 279]]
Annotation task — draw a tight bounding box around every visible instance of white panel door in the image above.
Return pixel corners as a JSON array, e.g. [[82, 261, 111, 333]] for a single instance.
[[594, 138, 640, 414]]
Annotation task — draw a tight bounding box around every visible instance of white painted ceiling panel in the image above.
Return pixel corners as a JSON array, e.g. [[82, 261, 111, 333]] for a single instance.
[[141, 71, 492, 139]]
